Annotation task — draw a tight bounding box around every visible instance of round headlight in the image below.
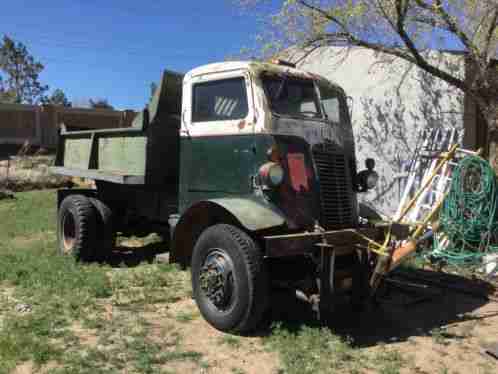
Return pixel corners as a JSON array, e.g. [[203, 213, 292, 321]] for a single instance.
[[366, 171, 379, 189], [259, 162, 284, 188], [268, 164, 284, 186]]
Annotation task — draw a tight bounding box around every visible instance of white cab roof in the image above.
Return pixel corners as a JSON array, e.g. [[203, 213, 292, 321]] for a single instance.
[[185, 60, 342, 90]]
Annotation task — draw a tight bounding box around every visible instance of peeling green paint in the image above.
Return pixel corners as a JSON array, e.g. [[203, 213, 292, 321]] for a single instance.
[[98, 136, 147, 175], [63, 137, 92, 170]]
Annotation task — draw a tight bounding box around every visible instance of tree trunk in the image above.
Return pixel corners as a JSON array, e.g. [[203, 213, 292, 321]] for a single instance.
[[484, 103, 498, 172]]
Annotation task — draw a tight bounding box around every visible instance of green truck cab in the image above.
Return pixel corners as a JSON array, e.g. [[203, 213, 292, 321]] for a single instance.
[[52, 60, 381, 332]]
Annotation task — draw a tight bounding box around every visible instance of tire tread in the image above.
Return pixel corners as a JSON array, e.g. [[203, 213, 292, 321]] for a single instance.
[[220, 224, 268, 333], [192, 223, 269, 334], [58, 194, 96, 261]]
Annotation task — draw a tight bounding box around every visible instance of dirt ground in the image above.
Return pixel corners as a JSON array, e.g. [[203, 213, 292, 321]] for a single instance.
[[372, 294, 498, 373], [2, 159, 495, 373], [88, 276, 498, 373], [7, 270, 498, 374], [144, 299, 279, 374], [3, 191, 498, 374], [328, 271, 498, 374]]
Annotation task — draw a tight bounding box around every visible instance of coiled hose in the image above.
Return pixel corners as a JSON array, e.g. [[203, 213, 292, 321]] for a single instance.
[[430, 155, 498, 266]]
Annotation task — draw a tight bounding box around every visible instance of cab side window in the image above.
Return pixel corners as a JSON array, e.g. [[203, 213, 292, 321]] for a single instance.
[[192, 77, 248, 122]]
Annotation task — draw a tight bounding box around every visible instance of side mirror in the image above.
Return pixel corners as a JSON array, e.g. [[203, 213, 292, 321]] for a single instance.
[[355, 158, 378, 192], [365, 158, 375, 170]]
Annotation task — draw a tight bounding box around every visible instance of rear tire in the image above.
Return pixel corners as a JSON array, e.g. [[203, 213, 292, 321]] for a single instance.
[[57, 194, 97, 261], [89, 197, 115, 261], [191, 224, 269, 334]]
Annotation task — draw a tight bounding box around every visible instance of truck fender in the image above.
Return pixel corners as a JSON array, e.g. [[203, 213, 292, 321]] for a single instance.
[[170, 197, 286, 266]]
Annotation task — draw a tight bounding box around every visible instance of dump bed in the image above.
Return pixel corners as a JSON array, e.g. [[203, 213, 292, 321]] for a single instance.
[[51, 70, 183, 188]]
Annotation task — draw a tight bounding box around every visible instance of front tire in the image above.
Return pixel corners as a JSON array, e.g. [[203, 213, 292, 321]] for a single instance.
[[57, 194, 97, 261], [191, 224, 269, 333]]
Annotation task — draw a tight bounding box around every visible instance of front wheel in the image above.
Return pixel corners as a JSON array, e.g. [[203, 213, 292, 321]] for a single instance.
[[191, 224, 269, 334]]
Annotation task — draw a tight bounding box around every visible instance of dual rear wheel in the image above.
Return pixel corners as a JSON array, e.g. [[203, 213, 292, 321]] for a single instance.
[[58, 196, 269, 333], [57, 194, 114, 261]]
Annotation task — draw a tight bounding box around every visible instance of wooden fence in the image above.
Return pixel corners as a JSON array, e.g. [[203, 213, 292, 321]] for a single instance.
[[0, 103, 136, 149]]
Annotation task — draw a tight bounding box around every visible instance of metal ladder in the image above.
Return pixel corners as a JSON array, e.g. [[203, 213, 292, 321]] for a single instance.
[[394, 127, 463, 225]]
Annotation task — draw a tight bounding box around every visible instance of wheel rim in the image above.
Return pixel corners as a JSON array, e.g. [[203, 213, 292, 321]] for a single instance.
[[62, 213, 76, 253], [199, 249, 235, 311]]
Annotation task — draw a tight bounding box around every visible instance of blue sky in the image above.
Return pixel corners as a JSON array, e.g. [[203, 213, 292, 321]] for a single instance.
[[1, 1, 262, 110]]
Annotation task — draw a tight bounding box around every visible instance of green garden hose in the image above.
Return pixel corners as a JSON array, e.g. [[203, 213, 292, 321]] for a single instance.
[[429, 155, 498, 267]]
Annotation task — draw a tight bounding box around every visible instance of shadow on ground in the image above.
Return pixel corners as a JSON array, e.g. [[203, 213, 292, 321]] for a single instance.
[[99, 242, 495, 348], [265, 268, 495, 348], [104, 241, 169, 267]]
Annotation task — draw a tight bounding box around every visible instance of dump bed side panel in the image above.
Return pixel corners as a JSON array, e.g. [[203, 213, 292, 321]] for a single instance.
[[98, 135, 147, 175], [63, 136, 92, 170], [54, 127, 148, 182], [53, 70, 183, 190]]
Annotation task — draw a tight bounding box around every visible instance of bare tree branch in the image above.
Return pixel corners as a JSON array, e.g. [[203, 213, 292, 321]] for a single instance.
[[484, 5, 498, 63], [414, 0, 479, 57], [297, 0, 468, 92], [237, 0, 498, 135]]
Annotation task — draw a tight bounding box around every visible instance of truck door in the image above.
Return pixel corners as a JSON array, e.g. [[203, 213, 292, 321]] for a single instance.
[[179, 70, 257, 211]]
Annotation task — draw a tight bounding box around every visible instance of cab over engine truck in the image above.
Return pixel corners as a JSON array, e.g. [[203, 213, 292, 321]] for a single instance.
[[52, 60, 383, 333]]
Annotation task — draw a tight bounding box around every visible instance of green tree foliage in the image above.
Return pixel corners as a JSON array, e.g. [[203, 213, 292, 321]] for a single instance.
[[0, 75, 16, 103], [237, 0, 498, 130], [42, 88, 71, 107], [0, 35, 48, 104], [89, 98, 114, 110]]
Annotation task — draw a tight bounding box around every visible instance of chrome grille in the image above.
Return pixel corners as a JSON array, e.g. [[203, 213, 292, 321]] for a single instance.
[[313, 150, 354, 229]]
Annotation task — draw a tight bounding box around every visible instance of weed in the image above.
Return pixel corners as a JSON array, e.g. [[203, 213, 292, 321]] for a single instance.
[[439, 366, 449, 374], [265, 323, 365, 374], [373, 346, 405, 374], [429, 327, 460, 346], [159, 350, 203, 363], [219, 334, 242, 349], [266, 323, 408, 374], [175, 310, 198, 323], [109, 262, 188, 307]]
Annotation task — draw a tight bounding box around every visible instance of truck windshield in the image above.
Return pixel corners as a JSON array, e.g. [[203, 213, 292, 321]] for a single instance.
[[262, 75, 322, 119], [317, 83, 347, 124]]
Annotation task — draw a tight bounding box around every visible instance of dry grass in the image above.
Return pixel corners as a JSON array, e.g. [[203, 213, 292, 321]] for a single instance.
[[0, 154, 71, 193]]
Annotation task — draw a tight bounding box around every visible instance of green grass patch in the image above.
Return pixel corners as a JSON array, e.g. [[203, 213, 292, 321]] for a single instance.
[[175, 310, 199, 323], [0, 189, 56, 240], [1, 190, 409, 374], [109, 262, 189, 308], [219, 334, 242, 349], [0, 190, 194, 373], [266, 323, 406, 374], [0, 190, 113, 373]]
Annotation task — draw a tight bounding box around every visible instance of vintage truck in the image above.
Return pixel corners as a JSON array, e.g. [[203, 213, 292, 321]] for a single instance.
[[51, 60, 383, 333]]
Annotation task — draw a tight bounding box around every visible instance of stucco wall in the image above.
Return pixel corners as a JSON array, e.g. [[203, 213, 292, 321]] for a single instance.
[[300, 47, 465, 215]]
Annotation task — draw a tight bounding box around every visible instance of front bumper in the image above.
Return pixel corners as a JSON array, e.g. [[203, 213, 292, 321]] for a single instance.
[[263, 227, 381, 258], [263, 223, 409, 258]]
